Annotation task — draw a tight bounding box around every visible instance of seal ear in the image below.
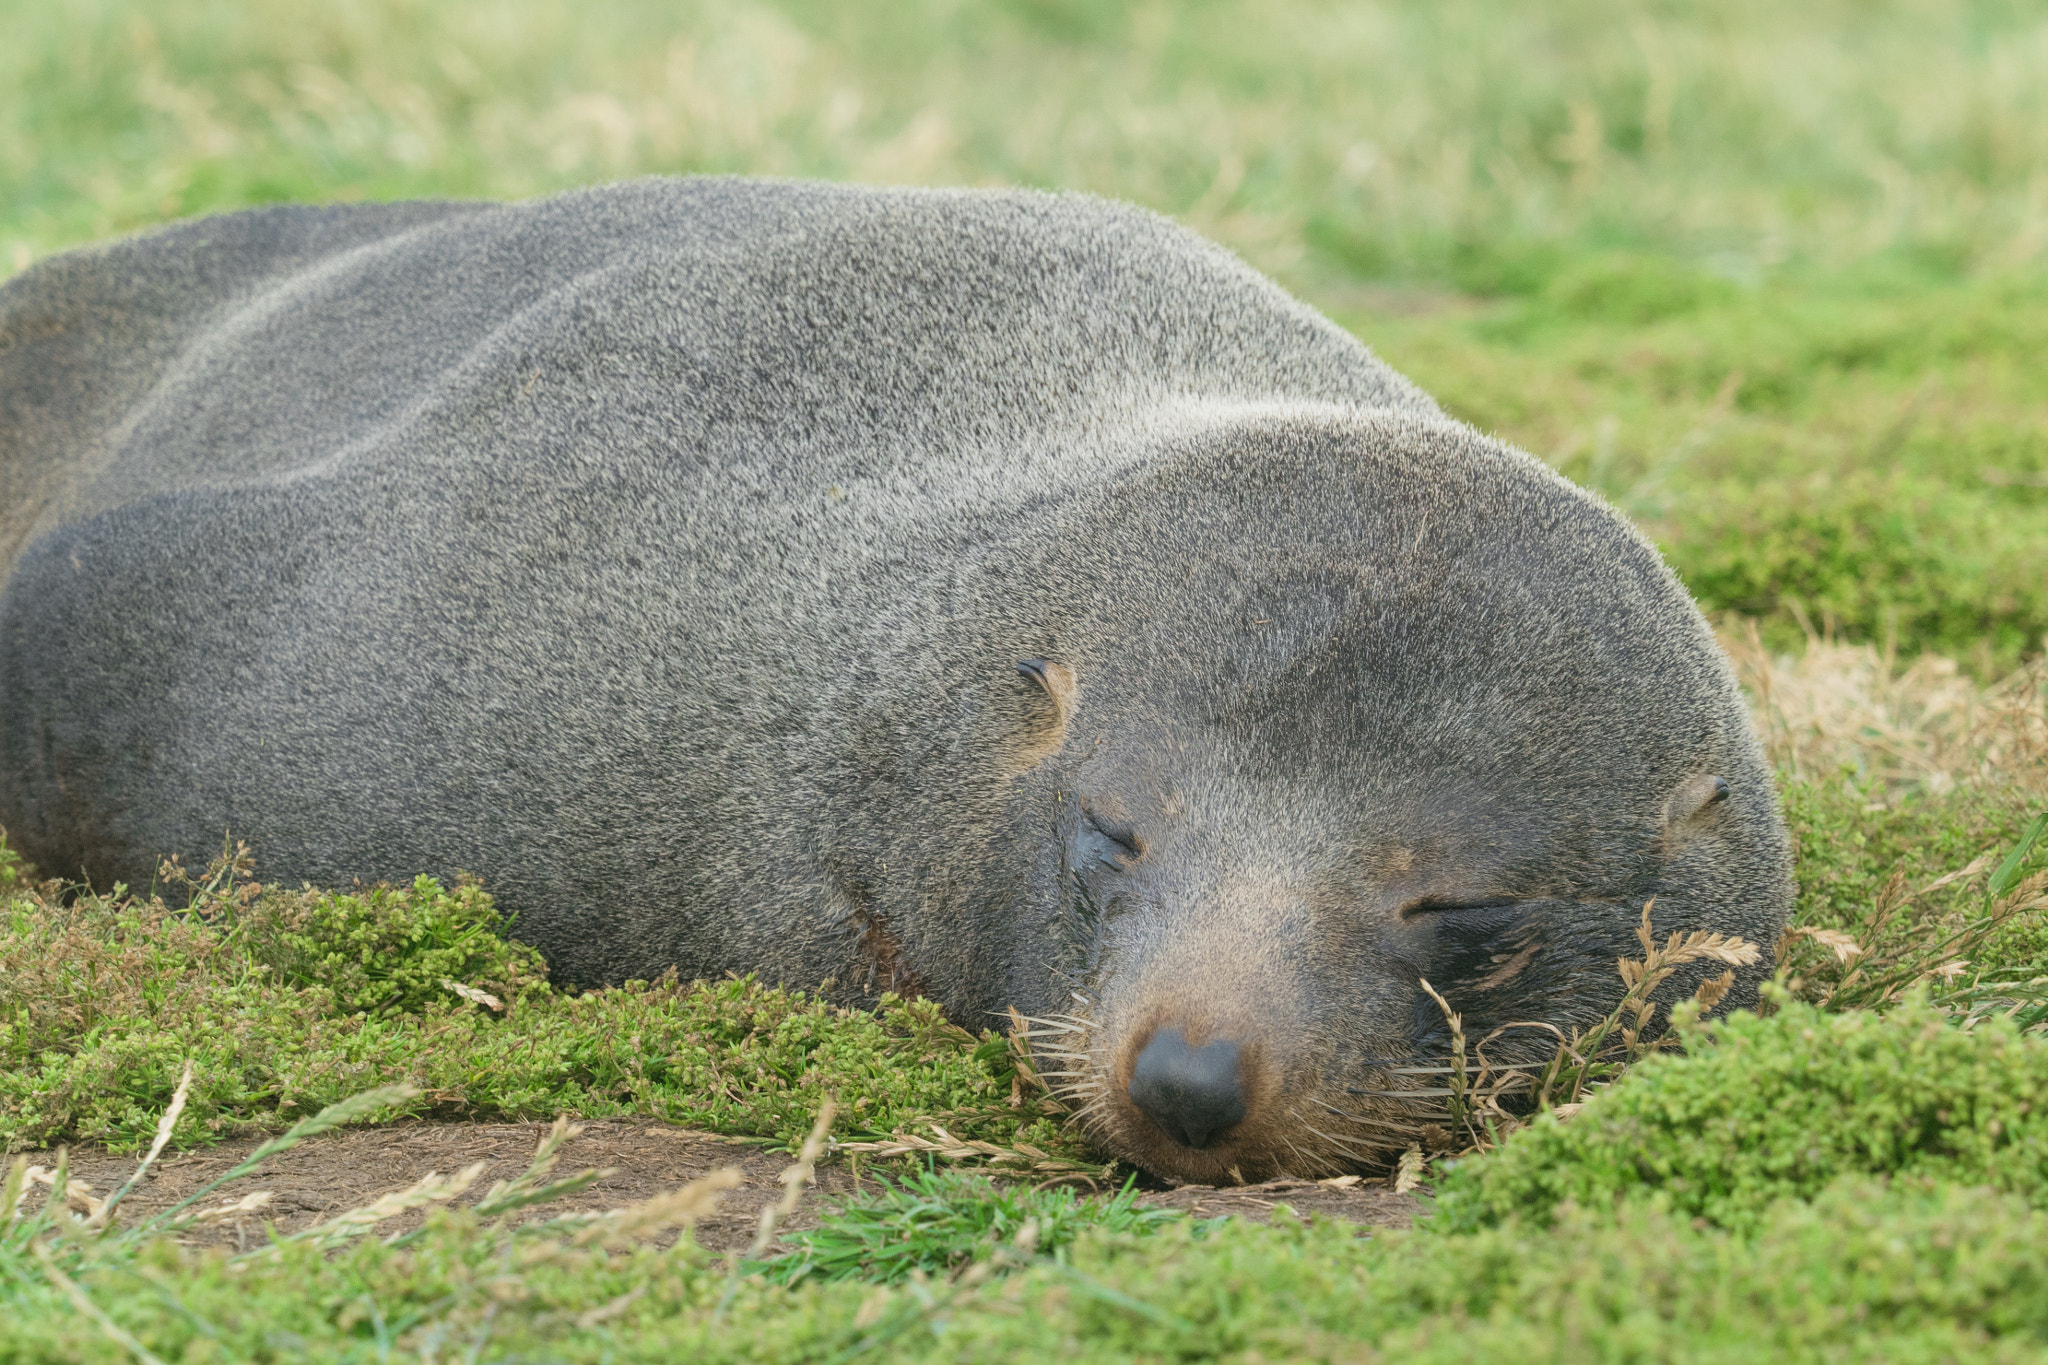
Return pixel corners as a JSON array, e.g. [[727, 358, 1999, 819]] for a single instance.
[[1008, 658, 1079, 770], [1662, 773, 1732, 852]]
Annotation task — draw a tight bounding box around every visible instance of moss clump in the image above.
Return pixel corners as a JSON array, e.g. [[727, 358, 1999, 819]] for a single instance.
[[1430, 992, 2048, 1234], [229, 875, 553, 1017], [0, 835, 1073, 1157]]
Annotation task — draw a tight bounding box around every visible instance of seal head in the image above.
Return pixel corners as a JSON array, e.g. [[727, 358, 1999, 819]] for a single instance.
[[930, 409, 1790, 1181]]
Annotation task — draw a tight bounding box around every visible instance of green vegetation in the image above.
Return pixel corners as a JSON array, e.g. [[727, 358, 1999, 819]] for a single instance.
[[1786, 778, 2048, 986], [1362, 275, 2048, 668], [4, 0, 2048, 1356], [761, 1168, 1197, 1287], [0, 843, 1078, 1161], [10, 1096, 2048, 1360], [1432, 992, 2048, 1235]]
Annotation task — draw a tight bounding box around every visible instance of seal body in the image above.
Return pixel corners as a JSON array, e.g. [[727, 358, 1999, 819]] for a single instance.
[[0, 179, 1792, 1179]]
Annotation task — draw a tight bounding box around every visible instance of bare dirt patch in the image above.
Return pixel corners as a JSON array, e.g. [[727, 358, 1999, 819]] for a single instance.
[[21, 1121, 1422, 1251]]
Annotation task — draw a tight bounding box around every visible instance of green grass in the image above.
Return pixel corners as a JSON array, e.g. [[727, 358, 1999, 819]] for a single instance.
[[3, 786, 2040, 1163], [1785, 778, 2048, 981], [11, 1093, 2048, 1360], [1355, 274, 2048, 669], [759, 1168, 1198, 1288], [8, 0, 2046, 278], [1431, 990, 2048, 1236]]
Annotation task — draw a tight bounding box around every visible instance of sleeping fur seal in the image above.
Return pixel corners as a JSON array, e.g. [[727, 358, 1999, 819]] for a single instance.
[[0, 179, 1792, 1180]]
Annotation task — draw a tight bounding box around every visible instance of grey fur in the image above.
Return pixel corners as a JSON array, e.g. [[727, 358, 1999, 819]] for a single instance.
[[0, 179, 1791, 1178]]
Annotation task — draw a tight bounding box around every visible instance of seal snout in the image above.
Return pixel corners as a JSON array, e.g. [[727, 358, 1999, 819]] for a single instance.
[[1127, 1028, 1247, 1150]]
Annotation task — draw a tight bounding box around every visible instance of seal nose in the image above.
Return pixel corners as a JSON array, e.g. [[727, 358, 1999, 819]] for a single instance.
[[1127, 1028, 1247, 1149]]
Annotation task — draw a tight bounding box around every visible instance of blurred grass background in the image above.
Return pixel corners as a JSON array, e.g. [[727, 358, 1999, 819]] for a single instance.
[[3, 0, 2045, 667]]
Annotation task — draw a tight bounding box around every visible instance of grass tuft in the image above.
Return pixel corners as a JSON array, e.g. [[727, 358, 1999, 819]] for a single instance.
[[761, 1168, 1194, 1288]]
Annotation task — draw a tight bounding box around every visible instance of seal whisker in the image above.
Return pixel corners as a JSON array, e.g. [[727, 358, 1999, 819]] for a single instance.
[[1284, 1109, 1373, 1174], [1295, 1119, 1377, 1161], [1384, 1064, 1543, 1076], [1279, 1135, 1342, 1178], [1009, 1015, 1091, 1033], [1312, 1104, 1431, 1139]]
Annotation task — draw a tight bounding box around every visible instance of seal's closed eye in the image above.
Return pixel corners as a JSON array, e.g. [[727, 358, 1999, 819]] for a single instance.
[[1083, 810, 1143, 862], [1397, 895, 1524, 922]]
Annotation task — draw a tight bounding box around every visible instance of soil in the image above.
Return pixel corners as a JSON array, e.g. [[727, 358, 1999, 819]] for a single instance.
[[18, 1121, 1423, 1253]]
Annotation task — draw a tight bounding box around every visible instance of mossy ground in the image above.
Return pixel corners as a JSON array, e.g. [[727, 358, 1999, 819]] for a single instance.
[[5, 0, 2048, 1357], [0, 854, 1077, 1162]]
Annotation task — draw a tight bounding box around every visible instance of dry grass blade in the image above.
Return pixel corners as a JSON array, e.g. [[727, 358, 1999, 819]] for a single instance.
[[140, 1083, 420, 1234], [1414, 977, 1480, 1145], [188, 1191, 276, 1225], [251, 1161, 490, 1255], [1393, 1144, 1426, 1195], [472, 1116, 588, 1219], [571, 1168, 745, 1248], [1692, 970, 1736, 1013], [1467, 900, 1767, 1117], [1787, 859, 2048, 1012], [94, 1060, 193, 1228], [747, 1098, 837, 1260], [714, 1100, 838, 1320], [443, 978, 505, 1011], [247, 1084, 424, 1158], [1780, 927, 1865, 965], [833, 1126, 1110, 1176], [1633, 908, 1763, 972], [23, 1161, 104, 1220], [2, 1155, 27, 1226]]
